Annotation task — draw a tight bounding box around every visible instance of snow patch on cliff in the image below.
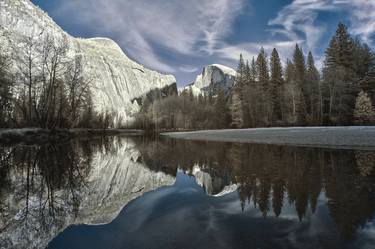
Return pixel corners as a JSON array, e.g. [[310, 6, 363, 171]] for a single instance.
[[184, 64, 236, 96]]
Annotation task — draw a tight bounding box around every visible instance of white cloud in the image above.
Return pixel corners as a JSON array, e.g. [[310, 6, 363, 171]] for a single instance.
[[50, 0, 375, 77], [179, 65, 199, 73], [216, 40, 304, 68], [269, 0, 375, 54], [348, 0, 375, 44], [268, 0, 341, 53], [54, 0, 245, 73]]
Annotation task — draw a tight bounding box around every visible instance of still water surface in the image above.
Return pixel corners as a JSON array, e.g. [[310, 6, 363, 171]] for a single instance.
[[0, 136, 375, 249]]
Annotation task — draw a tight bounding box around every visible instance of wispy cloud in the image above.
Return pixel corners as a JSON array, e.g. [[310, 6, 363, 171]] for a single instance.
[[268, 0, 375, 54], [268, 0, 340, 53], [216, 40, 307, 69], [46, 0, 375, 82], [179, 66, 199, 73], [348, 0, 375, 44], [53, 0, 245, 73]]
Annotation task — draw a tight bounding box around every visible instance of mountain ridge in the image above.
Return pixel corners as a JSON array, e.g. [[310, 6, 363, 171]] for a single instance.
[[184, 64, 237, 96], [0, 0, 177, 125]]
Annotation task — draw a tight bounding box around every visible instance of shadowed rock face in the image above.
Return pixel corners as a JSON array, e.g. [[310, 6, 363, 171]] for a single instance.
[[0, 0, 176, 125], [184, 64, 236, 96]]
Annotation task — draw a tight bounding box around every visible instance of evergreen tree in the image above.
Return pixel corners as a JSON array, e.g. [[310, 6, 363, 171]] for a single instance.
[[230, 86, 244, 128], [245, 60, 251, 85], [292, 44, 307, 124], [215, 89, 229, 128], [354, 90, 375, 125], [244, 57, 261, 127], [359, 73, 375, 105], [250, 57, 257, 82], [230, 54, 246, 128], [356, 42, 375, 103], [323, 23, 357, 124], [257, 48, 270, 88], [335, 23, 355, 69], [256, 47, 270, 125], [283, 59, 297, 124], [236, 53, 246, 87], [353, 39, 375, 79], [242, 60, 252, 127], [270, 48, 283, 123], [306, 51, 322, 124]]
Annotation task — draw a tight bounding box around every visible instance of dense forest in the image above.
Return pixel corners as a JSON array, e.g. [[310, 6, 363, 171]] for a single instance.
[[1, 23, 375, 132], [136, 23, 375, 131], [0, 34, 115, 130]]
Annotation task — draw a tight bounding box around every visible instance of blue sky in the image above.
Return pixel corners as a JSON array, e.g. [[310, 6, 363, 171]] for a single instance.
[[31, 0, 375, 86]]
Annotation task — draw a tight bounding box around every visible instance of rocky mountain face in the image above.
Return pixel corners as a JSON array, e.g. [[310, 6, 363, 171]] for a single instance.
[[184, 64, 236, 96], [0, 0, 177, 125]]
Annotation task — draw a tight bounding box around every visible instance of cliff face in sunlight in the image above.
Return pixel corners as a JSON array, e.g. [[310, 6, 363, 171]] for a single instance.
[[184, 64, 236, 96], [0, 0, 176, 125]]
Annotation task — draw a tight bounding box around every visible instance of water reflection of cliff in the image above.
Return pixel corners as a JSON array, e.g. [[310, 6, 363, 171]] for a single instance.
[[0, 136, 175, 249], [135, 138, 375, 238], [1, 136, 375, 248]]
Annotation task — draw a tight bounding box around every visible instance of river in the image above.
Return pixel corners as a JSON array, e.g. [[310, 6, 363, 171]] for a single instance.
[[0, 135, 374, 249]]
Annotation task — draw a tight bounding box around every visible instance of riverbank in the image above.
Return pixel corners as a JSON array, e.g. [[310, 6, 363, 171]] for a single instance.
[[0, 128, 143, 145], [162, 126, 375, 150]]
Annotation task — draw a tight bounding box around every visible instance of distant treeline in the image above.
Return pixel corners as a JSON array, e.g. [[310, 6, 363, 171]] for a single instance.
[[0, 33, 115, 130], [136, 23, 375, 131]]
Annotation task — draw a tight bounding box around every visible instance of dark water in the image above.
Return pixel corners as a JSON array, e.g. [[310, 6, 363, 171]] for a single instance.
[[0, 136, 375, 249]]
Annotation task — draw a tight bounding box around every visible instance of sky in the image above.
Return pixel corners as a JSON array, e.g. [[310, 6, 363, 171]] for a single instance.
[[31, 0, 375, 87]]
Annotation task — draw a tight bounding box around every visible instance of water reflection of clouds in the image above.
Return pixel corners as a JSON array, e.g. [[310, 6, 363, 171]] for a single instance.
[[354, 220, 375, 249], [3, 136, 374, 249]]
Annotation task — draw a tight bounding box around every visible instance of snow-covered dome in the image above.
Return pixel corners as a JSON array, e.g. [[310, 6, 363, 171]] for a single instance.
[[184, 64, 236, 96]]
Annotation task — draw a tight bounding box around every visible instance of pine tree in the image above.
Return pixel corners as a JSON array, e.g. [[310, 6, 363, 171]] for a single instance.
[[242, 60, 252, 127], [250, 57, 257, 82], [306, 51, 321, 124], [215, 89, 229, 128], [244, 57, 261, 127], [359, 73, 375, 105], [356, 41, 375, 103], [245, 60, 251, 85], [354, 90, 375, 125], [292, 44, 307, 124], [353, 39, 375, 79], [323, 23, 357, 124], [236, 53, 246, 87], [270, 48, 283, 123], [230, 85, 244, 128], [256, 47, 270, 125], [257, 48, 270, 89], [335, 23, 355, 69], [230, 54, 246, 128], [283, 59, 299, 124]]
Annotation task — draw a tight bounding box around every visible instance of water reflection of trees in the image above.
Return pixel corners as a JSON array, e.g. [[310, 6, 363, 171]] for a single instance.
[[135, 137, 375, 238], [0, 136, 117, 236]]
